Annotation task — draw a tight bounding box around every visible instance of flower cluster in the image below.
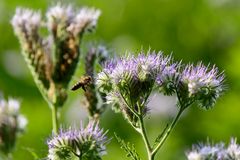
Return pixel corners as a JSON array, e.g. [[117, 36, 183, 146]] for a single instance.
[[97, 51, 170, 126], [11, 4, 101, 107], [186, 138, 240, 160], [47, 121, 108, 160], [0, 98, 27, 154], [96, 51, 225, 125], [157, 62, 225, 109]]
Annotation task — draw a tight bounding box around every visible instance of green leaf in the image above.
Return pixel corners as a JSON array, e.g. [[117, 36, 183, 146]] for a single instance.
[[114, 133, 141, 160]]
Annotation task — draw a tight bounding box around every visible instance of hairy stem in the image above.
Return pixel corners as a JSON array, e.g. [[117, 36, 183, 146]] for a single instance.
[[151, 107, 185, 158], [138, 116, 152, 160], [119, 91, 140, 118], [51, 105, 59, 134], [7, 153, 12, 160]]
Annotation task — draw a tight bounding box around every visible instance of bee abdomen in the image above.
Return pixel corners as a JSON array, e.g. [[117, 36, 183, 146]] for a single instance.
[[71, 82, 82, 91]]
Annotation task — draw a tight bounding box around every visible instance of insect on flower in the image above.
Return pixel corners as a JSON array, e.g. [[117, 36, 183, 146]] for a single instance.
[[71, 76, 92, 91]]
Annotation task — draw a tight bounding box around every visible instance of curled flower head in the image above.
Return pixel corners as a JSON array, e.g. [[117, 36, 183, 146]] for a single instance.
[[186, 138, 240, 160], [67, 8, 101, 36], [135, 53, 165, 81], [46, 4, 100, 37], [181, 63, 225, 109], [109, 52, 168, 90], [0, 98, 27, 154], [11, 8, 41, 39], [156, 61, 181, 96], [96, 51, 171, 126], [47, 121, 108, 160], [46, 4, 74, 37], [97, 51, 226, 127], [96, 45, 111, 64], [96, 60, 117, 93], [11, 4, 101, 108]]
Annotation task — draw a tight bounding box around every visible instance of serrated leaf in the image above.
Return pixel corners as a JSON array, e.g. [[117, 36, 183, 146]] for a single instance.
[[114, 133, 141, 160]]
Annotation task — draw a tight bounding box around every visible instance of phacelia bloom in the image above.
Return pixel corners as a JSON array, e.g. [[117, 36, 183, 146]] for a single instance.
[[47, 121, 108, 160], [11, 8, 41, 40], [227, 138, 240, 159], [181, 63, 225, 109], [96, 51, 171, 126], [11, 4, 101, 107], [0, 98, 27, 154], [186, 138, 240, 160], [96, 60, 118, 93], [46, 4, 100, 37], [67, 8, 101, 36], [156, 61, 181, 96], [46, 4, 74, 32]]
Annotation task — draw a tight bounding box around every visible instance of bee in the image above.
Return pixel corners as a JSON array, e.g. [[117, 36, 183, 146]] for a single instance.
[[71, 76, 92, 91]]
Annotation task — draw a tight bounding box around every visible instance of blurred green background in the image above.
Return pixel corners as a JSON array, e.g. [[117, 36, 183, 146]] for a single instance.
[[0, 0, 240, 159]]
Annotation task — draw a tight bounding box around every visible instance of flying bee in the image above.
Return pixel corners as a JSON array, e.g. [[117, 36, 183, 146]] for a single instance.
[[71, 76, 92, 91]]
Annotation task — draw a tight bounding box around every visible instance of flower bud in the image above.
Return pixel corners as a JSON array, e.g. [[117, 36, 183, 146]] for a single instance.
[[0, 98, 27, 154]]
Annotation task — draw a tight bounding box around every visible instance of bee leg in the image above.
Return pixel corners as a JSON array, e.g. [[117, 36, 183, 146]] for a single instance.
[[82, 86, 86, 92]]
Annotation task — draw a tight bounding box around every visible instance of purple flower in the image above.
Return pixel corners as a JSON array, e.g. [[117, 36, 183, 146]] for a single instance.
[[186, 142, 225, 160], [186, 138, 240, 160], [11, 8, 41, 39], [96, 60, 117, 93], [46, 3, 100, 37], [181, 63, 225, 109], [156, 61, 181, 95], [47, 121, 108, 160], [67, 7, 101, 35], [135, 52, 165, 78], [46, 4, 74, 32], [12, 4, 100, 44], [97, 51, 169, 91], [96, 51, 226, 123], [103, 60, 117, 74], [96, 51, 172, 125], [227, 138, 240, 159]]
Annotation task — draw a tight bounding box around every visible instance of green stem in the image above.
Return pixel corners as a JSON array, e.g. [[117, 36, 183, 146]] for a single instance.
[[51, 105, 59, 134], [151, 107, 185, 158], [138, 116, 152, 160], [7, 153, 12, 160], [119, 91, 140, 118]]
